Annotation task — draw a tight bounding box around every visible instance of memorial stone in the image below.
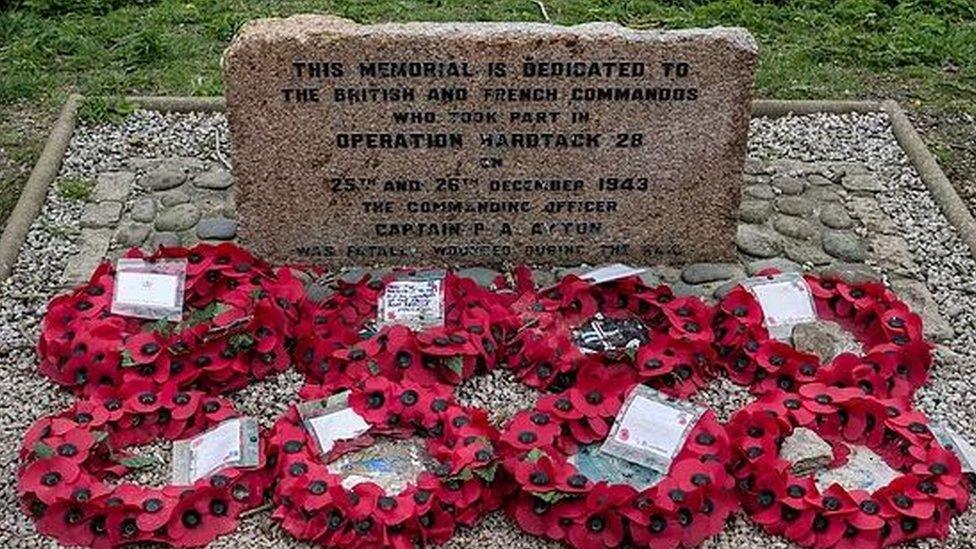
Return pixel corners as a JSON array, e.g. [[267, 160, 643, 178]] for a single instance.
[[225, 15, 757, 266]]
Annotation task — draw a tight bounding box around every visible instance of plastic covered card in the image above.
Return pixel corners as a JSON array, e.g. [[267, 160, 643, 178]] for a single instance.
[[377, 277, 444, 331], [171, 417, 260, 485], [601, 385, 705, 472], [580, 264, 647, 285], [742, 272, 818, 341], [111, 258, 187, 321], [298, 391, 371, 456]]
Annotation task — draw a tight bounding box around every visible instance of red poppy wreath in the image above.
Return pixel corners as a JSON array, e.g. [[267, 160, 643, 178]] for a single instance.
[[267, 378, 503, 548], [498, 374, 737, 549], [38, 243, 305, 397], [713, 272, 932, 399], [291, 271, 518, 389], [728, 384, 969, 548], [18, 389, 269, 547], [506, 268, 717, 398]]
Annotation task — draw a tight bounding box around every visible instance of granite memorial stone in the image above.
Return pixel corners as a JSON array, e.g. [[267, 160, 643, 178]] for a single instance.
[[225, 15, 757, 266]]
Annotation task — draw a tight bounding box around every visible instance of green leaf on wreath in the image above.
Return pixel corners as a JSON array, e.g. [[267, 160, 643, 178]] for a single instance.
[[34, 442, 54, 458], [228, 333, 255, 352], [186, 302, 231, 327], [92, 431, 109, 444], [473, 462, 499, 483], [117, 455, 160, 470], [535, 490, 575, 504], [367, 361, 380, 375], [526, 448, 547, 462], [148, 318, 175, 337], [446, 356, 464, 376], [120, 349, 136, 368]]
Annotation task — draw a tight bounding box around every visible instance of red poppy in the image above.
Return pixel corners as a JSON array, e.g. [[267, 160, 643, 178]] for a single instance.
[[166, 488, 239, 546], [563, 482, 631, 548], [20, 456, 81, 504], [511, 494, 570, 540]]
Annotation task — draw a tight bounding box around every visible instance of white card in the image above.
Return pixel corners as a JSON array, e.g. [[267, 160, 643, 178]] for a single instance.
[[931, 423, 976, 474], [111, 258, 186, 321], [171, 417, 260, 485], [601, 385, 705, 472], [743, 273, 817, 341], [190, 419, 242, 481], [115, 272, 179, 307], [581, 264, 647, 285], [377, 279, 444, 331], [305, 406, 371, 456]]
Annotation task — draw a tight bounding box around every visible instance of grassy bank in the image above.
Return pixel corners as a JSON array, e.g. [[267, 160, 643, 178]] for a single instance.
[[1, 0, 974, 225]]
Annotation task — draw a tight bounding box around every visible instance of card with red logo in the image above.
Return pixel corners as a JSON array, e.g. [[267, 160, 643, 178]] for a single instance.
[[600, 385, 705, 472]]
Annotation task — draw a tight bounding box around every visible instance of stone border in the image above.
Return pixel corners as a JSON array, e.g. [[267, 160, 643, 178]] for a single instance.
[[0, 94, 79, 280], [1, 96, 973, 281], [751, 99, 883, 117], [883, 100, 976, 259]]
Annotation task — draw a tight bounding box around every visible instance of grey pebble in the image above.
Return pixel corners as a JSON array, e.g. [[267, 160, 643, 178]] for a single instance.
[[744, 184, 776, 200], [772, 214, 816, 240], [91, 172, 134, 202], [774, 195, 814, 216], [784, 241, 834, 266], [154, 203, 201, 232], [746, 257, 801, 275], [735, 224, 782, 258], [115, 222, 151, 247], [147, 231, 181, 249], [196, 217, 238, 240], [130, 197, 157, 223], [139, 163, 187, 191], [771, 175, 805, 195], [681, 262, 742, 284], [819, 202, 854, 229], [158, 189, 191, 206], [821, 230, 867, 262], [738, 200, 772, 224], [842, 173, 883, 193], [194, 168, 233, 189]]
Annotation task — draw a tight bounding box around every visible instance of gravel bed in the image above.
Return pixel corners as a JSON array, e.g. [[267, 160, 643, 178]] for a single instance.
[[65, 111, 229, 177], [2, 110, 975, 548], [455, 368, 540, 426]]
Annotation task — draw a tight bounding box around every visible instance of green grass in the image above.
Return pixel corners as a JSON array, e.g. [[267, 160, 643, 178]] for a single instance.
[[77, 95, 136, 124], [56, 176, 94, 201], [2, 0, 974, 109], [0, 0, 975, 227]]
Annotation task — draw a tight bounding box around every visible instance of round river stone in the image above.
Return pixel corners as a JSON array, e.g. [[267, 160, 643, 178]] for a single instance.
[[130, 197, 157, 223], [139, 164, 186, 191], [775, 196, 814, 217], [773, 215, 816, 240], [196, 217, 238, 240], [739, 200, 772, 224], [736, 225, 782, 258], [154, 204, 201, 232], [821, 230, 867, 262], [819, 203, 853, 229]]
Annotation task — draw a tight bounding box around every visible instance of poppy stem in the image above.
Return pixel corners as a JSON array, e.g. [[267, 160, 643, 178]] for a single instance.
[[240, 502, 272, 519], [505, 318, 539, 344]]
